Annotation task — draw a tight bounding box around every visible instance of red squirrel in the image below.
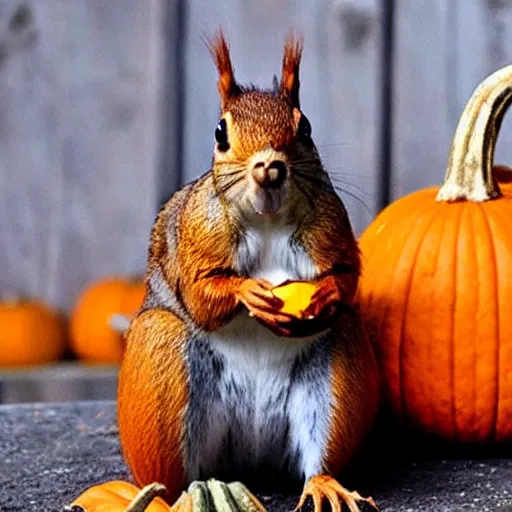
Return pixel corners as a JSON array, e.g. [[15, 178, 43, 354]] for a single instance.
[[118, 32, 380, 512]]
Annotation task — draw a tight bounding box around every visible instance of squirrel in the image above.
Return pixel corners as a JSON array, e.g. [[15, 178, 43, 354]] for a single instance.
[[117, 31, 380, 512]]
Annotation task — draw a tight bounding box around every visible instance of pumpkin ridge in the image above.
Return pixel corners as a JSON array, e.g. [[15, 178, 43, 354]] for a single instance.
[[423, 206, 449, 434], [466, 205, 484, 441], [364, 197, 434, 318], [100, 482, 134, 504], [467, 206, 478, 439], [366, 201, 437, 418], [372, 199, 435, 344], [448, 203, 468, 441], [478, 202, 501, 442], [365, 202, 429, 414], [397, 207, 442, 423], [491, 200, 512, 440]]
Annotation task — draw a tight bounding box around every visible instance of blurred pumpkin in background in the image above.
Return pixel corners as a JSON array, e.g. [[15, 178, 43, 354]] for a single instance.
[[70, 277, 145, 364], [0, 299, 66, 366], [357, 65, 512, 442]]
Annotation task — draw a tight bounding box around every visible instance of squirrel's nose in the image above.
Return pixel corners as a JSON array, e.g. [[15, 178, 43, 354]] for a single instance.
[[251, 160, 287, 189]]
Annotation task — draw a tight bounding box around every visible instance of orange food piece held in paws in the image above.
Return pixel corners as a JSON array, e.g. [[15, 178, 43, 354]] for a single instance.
[[70, 278, 146, 364], [272, 281, 318, 318]]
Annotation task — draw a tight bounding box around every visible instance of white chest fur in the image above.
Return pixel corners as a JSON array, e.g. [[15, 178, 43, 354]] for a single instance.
[[216, 218, 320, 369], [191, 220, 327, 480], [235, 220, 317, 285]]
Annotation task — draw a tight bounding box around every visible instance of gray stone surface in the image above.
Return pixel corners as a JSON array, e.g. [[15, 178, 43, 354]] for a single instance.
[[1, 401, 512, 511], [0, 364, 118, 404]]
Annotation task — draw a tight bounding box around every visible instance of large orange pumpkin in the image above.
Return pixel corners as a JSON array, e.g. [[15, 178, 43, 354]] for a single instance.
[[70, 278, 145, 363], [64, 481, 171, 512], [358, 65, 512, 442], [0, 299, 66, 366]]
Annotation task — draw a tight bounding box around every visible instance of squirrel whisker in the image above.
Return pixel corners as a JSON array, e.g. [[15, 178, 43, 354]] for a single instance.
[[216, 168, 246, 179], [327, 175, 373, 200], [215, 175, 246, 198], [293, 166, 368, 197], [291, 176, 316, 210], [332, 186, 373, 213], [293, 169, 372, 213], [292, 168, 331, 187]]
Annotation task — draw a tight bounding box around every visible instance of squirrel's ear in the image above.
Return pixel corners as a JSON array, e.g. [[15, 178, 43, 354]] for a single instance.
[[205, 30, 241, 110], [279, 33, 303, 108]]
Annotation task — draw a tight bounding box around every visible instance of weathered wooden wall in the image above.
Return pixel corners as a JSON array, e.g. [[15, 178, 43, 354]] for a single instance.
[[0, 0, 172, 310], [1, 0, 512, 310], [391, 0, 512, 198]]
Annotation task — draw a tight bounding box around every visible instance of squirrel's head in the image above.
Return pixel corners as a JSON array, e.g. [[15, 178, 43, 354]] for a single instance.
[[208, 31, 327, 219]]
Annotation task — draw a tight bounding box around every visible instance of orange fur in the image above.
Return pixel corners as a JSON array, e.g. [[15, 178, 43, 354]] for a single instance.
[[119, 30, 380, 512], [280, 33, 303, 107], [117, 309, 189, 504], [226, 93, 296, 157], [146, 174, 243, 332], [206, 30, 241, 111], [324, 312, 380, 474], [297, 192, 361, 303]]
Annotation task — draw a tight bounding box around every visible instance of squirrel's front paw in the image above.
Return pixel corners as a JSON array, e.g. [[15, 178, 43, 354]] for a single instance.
[[236, 278, 296, 336], [237, 278, 283, 313], [250, 308, 305, 337], [237, 278, 322, 337], [302, 275, 345, 325]]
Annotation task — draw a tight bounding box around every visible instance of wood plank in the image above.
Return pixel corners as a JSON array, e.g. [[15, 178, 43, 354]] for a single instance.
[[183, 0, 383, 234], [392, 0, 512, 200], [0, 0, 168, 310], [0, 0, 62, 303], [391, 0, 452, 199], [454, 0, 512, 169]]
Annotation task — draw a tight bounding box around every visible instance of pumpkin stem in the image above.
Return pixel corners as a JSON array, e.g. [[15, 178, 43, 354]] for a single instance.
[[125, 482, 167, 512], [437, 64, 512, 202]]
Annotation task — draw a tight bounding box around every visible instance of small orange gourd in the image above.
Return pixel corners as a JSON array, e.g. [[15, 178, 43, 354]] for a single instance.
[[0, 299, 66, 366], [272, 280, 318, 317], [64, 481, 171, 512], [70, 278, 146, 363], [358, 65, 512, 442]]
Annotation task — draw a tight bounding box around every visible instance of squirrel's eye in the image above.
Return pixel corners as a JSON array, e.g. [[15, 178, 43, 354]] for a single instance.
[[297, 114, 312, 139], [215, 118, 229, 151]]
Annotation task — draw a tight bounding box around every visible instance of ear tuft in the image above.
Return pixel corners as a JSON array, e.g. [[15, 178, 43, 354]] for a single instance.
[[205, 30, 241, 110], [280, 32, 303, 108]]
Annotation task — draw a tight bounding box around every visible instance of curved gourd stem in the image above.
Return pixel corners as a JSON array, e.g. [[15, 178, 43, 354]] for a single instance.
[[125, 483, 167, 512], [436, 64, 512, 202], [183, 480, 267, 512]]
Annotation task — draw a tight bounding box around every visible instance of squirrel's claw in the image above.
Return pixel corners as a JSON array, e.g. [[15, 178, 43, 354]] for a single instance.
[[238, 278, 283, 313], [251, 308, 303, 337], [302, 275, 344, 323], [174, 479, 266, 512], [295, 475, 378, 512]]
